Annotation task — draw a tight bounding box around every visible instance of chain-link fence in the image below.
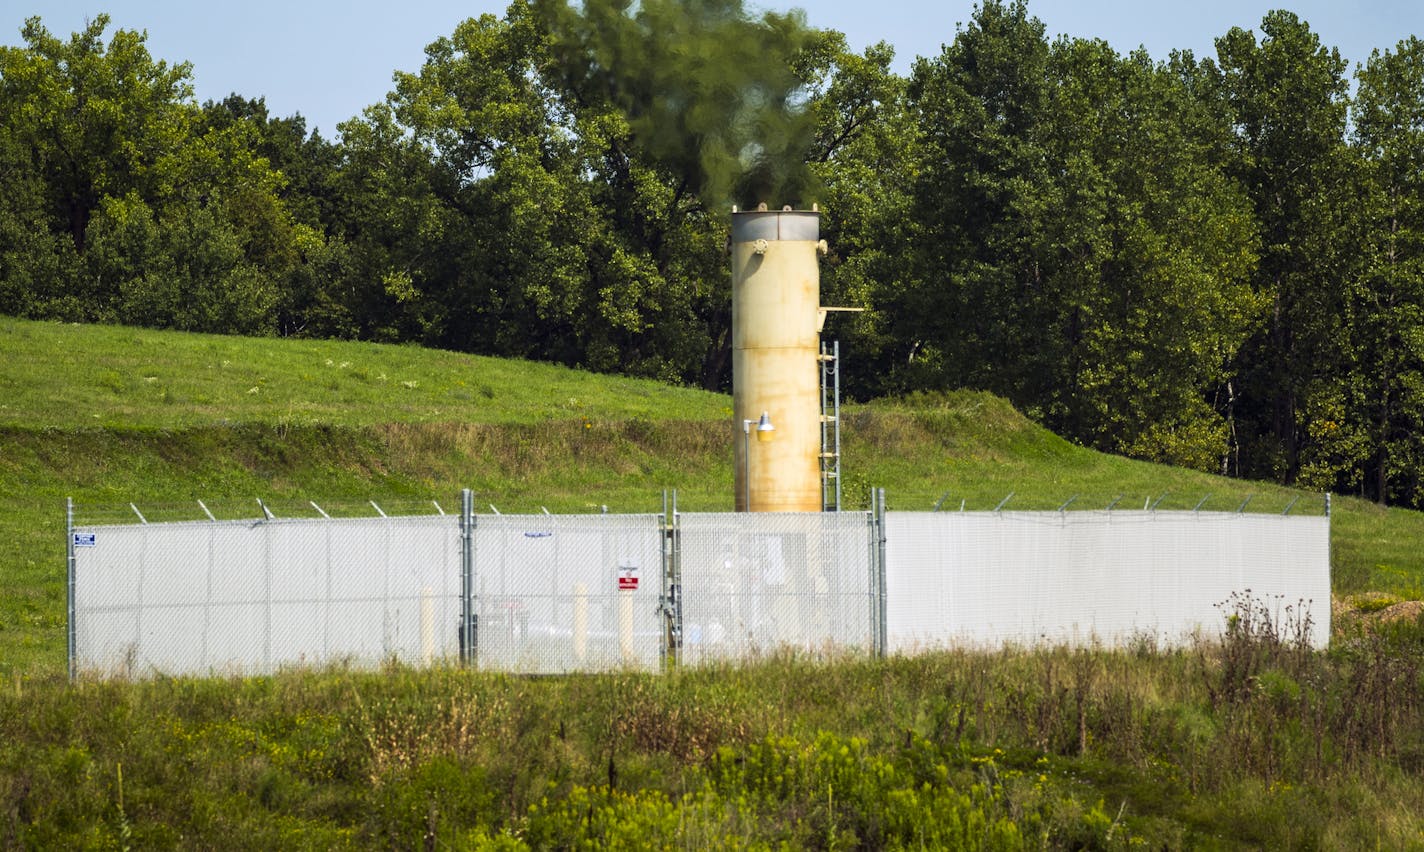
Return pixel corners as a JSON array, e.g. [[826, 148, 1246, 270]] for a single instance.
[[67, 492, 1331, 680], [886, 511, 1332, 651], [471, 514, 665, 673], [677, 510, 880, 664], [71, 514, 460, 677]]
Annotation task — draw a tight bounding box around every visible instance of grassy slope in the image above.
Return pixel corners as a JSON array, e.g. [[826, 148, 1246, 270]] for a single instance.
[[0, 317, 726, 429], [3, 316, 1423, 677]]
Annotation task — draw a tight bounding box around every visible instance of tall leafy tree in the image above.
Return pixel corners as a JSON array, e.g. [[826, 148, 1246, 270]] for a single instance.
[[904, 0, 1056, 399], [0, 15, 189, 319], [796, 33, 917, 398], [534, 0, 829, 386], [0, 16, 192, 254], [904, 1, 1258, 468], [1350, 37, 1424, 505], [201, 95, 344, 231], [1203, 12, 1362, 485], [0, 111, 81, 318], [331, 99, 454, 344], [333, 5, 713, 380], [0, 15, 306, 333], [1055, 44, 1260, 469]]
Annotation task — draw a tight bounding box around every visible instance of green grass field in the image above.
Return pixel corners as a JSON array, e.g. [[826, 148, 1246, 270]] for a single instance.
[[0, 318, 728, 429], [2, 317, 1422, 847]]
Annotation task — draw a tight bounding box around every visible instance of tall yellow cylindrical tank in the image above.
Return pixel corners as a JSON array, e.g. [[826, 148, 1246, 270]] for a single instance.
[[731, 208, 824, 512]]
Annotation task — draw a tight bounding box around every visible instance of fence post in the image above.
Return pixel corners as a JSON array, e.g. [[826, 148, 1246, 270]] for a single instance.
[[66, 498, 75, 682], [460, 488, 476, 666], [874, 488, 888, 659], [672, 492, 682, 667], [262, 507, 272, 673], [866, 488, 888, 659], [866, 491, 876, 656]]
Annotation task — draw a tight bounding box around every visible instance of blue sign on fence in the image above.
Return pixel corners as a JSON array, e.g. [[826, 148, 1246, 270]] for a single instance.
[[73, 532, 96, 548]]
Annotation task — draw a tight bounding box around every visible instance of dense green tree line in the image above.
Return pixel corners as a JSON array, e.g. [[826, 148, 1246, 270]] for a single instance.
[[4, 2, 1424, 506]]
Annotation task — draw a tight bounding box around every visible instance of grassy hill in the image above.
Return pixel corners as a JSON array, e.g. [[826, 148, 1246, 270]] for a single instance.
[[3, 316, 1423, 677], [2, 317, 1423, 847]]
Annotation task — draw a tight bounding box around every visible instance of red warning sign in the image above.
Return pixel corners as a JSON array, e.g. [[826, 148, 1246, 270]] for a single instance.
[[618, 560, 638, 591]]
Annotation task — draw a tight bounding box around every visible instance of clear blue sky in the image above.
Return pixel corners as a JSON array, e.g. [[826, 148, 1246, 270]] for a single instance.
[[9, 1, 1423, 138]]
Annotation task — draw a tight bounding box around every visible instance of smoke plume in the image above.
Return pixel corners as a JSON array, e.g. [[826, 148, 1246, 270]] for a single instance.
[[534, 0, 821, 209]]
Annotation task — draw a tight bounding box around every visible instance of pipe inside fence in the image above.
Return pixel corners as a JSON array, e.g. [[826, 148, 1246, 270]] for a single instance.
[[460, 489, 476, 666]]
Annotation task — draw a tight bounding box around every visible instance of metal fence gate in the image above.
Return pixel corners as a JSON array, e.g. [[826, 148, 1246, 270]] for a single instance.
[[676, 507, 884, 664], [466, 512, 665, 673]]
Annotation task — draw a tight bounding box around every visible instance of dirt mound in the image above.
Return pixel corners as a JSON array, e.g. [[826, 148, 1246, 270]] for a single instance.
[[1372, 599, 1424, 625], [1331, 595, 1424, 636]]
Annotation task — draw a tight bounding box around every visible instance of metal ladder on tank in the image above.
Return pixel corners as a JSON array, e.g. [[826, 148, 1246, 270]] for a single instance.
[[819, 340, 842, 512]]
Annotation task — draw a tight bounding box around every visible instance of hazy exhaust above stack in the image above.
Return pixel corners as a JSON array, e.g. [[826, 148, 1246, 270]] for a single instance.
[[534, 0, 821, 210]]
